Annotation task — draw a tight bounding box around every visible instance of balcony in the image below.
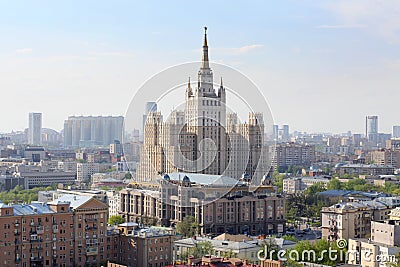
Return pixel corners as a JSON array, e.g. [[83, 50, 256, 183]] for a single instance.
[[30, 238, 43, 243], [85, 218, 98, 222], [85, 225, 98, 230], [30, 247, 44, 252], [85, 247, 98, 256], [30, 256, 43, 262]]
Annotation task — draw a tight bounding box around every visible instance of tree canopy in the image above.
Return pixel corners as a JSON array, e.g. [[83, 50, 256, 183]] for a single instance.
[[176, 216, 199, 237], [108, 215, 125, 226]]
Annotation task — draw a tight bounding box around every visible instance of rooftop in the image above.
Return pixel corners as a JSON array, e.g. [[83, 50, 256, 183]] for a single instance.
[[167, 172, 241, 186], [48, 194, 92, 209]]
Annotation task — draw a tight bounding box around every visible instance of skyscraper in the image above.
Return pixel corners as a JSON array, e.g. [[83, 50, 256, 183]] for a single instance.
[[366, 115, 378, 142], [28, 112, 42, 145], [393, 126, 400, 138], [136, 27, 267, 181], [281, 124, 290, 141], [63, 116, 124, 148]]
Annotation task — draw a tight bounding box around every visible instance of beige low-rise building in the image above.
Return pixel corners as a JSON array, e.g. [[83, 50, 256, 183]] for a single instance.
[[389, 206, 400, 220], [282, 176, 330, 194], [347, 238, 398, 267], [371, 220, 400, 246], [321, 200, 392, 241]]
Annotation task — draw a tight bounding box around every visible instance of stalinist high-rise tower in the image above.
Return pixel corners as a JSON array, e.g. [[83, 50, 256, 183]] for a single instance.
[[136, 28, 267, 182], [185, 27, 227, 175]]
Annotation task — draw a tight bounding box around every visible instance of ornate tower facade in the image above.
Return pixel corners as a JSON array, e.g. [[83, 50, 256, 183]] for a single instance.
[[136, 28, 267, 182], [185, 27, 227, 174]]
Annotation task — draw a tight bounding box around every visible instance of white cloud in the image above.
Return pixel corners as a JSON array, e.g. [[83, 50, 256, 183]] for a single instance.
[[15, 48, 33, 54], [321, 0, 400, 43], [234, 44, 264, 54], [88, 51, 134, 57], [315, 24, 367, 29]]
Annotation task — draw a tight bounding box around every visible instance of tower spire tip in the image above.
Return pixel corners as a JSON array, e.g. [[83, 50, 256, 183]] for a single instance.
[[203, 26, 208, 47]]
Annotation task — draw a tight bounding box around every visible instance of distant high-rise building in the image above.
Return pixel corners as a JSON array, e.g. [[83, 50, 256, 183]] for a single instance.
[[273, 124, 290, 142], [132, 128, 140, 142], [366, 115, 378, 142], [393, 126, 400, 138], [63, 116, 124, 148], [273, 125, 279, 140], [281, 124, 290, 141], [28, 112, 42, 145], [142, 101, 158, 141]]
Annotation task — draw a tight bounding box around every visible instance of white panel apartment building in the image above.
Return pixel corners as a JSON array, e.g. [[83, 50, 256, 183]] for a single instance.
[[76, 162, 99, 183]]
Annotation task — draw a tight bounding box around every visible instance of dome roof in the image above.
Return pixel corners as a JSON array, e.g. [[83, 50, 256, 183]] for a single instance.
[[335, 163, 344, 168], [182, 175, 191, 183]]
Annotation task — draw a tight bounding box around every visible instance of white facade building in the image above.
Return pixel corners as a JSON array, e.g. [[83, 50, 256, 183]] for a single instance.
[[76, 163, 99, 183]]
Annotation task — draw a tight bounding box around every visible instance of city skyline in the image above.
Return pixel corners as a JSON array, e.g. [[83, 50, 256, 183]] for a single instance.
[[1, 1, 400, 133], [2, 111, 400, 137]]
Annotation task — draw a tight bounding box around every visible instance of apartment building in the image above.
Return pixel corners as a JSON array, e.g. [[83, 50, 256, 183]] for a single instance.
[[269, 142, 315, 171], [337, 164, 394, 176], [282, 176, 330, 194], [321, 200, 392, 241], [0, 194, 110, 267], [49, 195, 109, 267], [347, 238, 398, 267], [76, 163, 99, 183], [368, 149, 400, 168], [0, 200, 73, 267], [347, 220, 400, 267], [111, 223, 174, 267]]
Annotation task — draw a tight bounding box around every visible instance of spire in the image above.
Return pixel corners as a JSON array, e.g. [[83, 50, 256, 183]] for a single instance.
[[188, 77, 191, 88], [203, 26, 208, 46], [220, 77, 223, 88], [202, 26, 209, 69]]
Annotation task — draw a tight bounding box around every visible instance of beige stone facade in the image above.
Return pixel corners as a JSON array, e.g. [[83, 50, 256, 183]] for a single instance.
[[135, 29, 267, 183]]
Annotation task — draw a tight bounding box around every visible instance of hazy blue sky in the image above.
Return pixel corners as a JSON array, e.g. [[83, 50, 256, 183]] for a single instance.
[[1, 0, 400, 133]]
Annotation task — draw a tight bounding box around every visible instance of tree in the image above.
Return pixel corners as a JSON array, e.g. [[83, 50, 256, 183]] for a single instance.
[[179, 241, 214, 262], [176, 216, 199, 237], [108, 215, 125, 226], [327, 178, 342, 190], [272, 171, 285, 193], [287, 239, 346, 266], [305, 182, 325, 195]]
